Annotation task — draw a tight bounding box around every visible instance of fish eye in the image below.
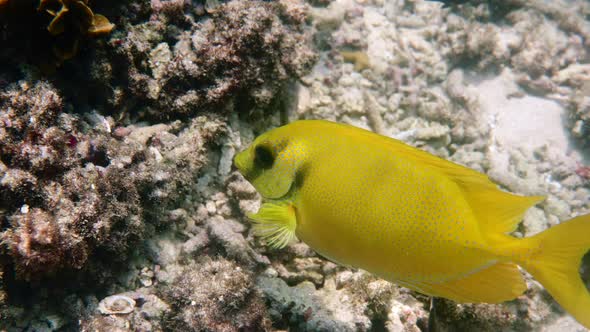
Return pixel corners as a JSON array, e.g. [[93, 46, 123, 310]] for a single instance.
[[254, 145, 275, 169]]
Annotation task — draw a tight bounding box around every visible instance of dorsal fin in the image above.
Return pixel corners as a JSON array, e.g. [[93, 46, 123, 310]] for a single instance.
[[321, 121, 544, 235], [395, 144, 545, 235], [455, 179, 544, 235], [399, 145, 545, 235]]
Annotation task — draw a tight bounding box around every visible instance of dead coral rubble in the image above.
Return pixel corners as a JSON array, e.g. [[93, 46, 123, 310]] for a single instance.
[[440, 1, 590, 144], [160, 258, 271, 331], [81, 289, 170, 331]]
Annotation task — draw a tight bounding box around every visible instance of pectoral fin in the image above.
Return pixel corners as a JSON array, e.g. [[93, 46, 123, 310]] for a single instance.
[[247, 202, 298, 249]]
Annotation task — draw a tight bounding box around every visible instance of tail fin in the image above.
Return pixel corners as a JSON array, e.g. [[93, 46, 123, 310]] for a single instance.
[[520, 214, 590, 329]]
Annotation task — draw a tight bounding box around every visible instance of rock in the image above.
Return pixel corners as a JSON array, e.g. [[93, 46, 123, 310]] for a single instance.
[[98, 295, 136, 315]]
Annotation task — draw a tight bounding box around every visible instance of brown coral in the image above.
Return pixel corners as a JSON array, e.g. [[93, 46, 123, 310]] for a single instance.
[[38, 0, 114, 37], [5, 208, 89, 276]]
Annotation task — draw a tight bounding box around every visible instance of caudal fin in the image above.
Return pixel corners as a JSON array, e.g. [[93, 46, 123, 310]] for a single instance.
[[521, 213, 590, 329]]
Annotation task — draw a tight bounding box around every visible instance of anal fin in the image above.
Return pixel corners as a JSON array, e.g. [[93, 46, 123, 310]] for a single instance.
[[409, 262, 526, 304]]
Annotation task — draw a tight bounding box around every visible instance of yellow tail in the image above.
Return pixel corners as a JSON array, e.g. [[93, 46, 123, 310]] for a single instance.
[[519, 213, 590, 329]]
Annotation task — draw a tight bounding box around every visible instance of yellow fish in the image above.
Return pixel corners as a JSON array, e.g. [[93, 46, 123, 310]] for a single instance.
[[234, 120, 590, 328]]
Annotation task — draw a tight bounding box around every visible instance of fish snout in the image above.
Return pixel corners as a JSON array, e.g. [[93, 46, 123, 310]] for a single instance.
[[233, 149, 249, 175]]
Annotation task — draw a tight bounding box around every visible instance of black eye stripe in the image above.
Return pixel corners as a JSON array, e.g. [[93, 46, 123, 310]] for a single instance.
[[254, 145, 275, 169]]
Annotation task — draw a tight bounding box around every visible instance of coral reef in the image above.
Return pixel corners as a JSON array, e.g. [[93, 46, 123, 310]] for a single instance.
[[0, 77, 226, 327], [0, 78, 227, 280], [0, 0, 589, 330], [431, 298, 529, 331], [442, 0, 590, 144], [288, 0, 590, 330]]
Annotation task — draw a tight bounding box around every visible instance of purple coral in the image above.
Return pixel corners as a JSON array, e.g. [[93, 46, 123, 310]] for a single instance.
[[0, 80, 226, 281], [0, 80, 144, 279]]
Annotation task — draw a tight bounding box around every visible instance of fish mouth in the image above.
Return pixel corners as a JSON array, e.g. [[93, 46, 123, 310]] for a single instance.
[[233, 150, 248, 174], [234, 149, 257, 181]]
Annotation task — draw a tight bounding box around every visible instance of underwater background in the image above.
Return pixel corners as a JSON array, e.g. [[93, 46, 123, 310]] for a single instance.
[[0, 0, 589, 331]]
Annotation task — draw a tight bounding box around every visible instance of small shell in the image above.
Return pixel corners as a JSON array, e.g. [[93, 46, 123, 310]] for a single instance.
[[98, 295, 136, 315]]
